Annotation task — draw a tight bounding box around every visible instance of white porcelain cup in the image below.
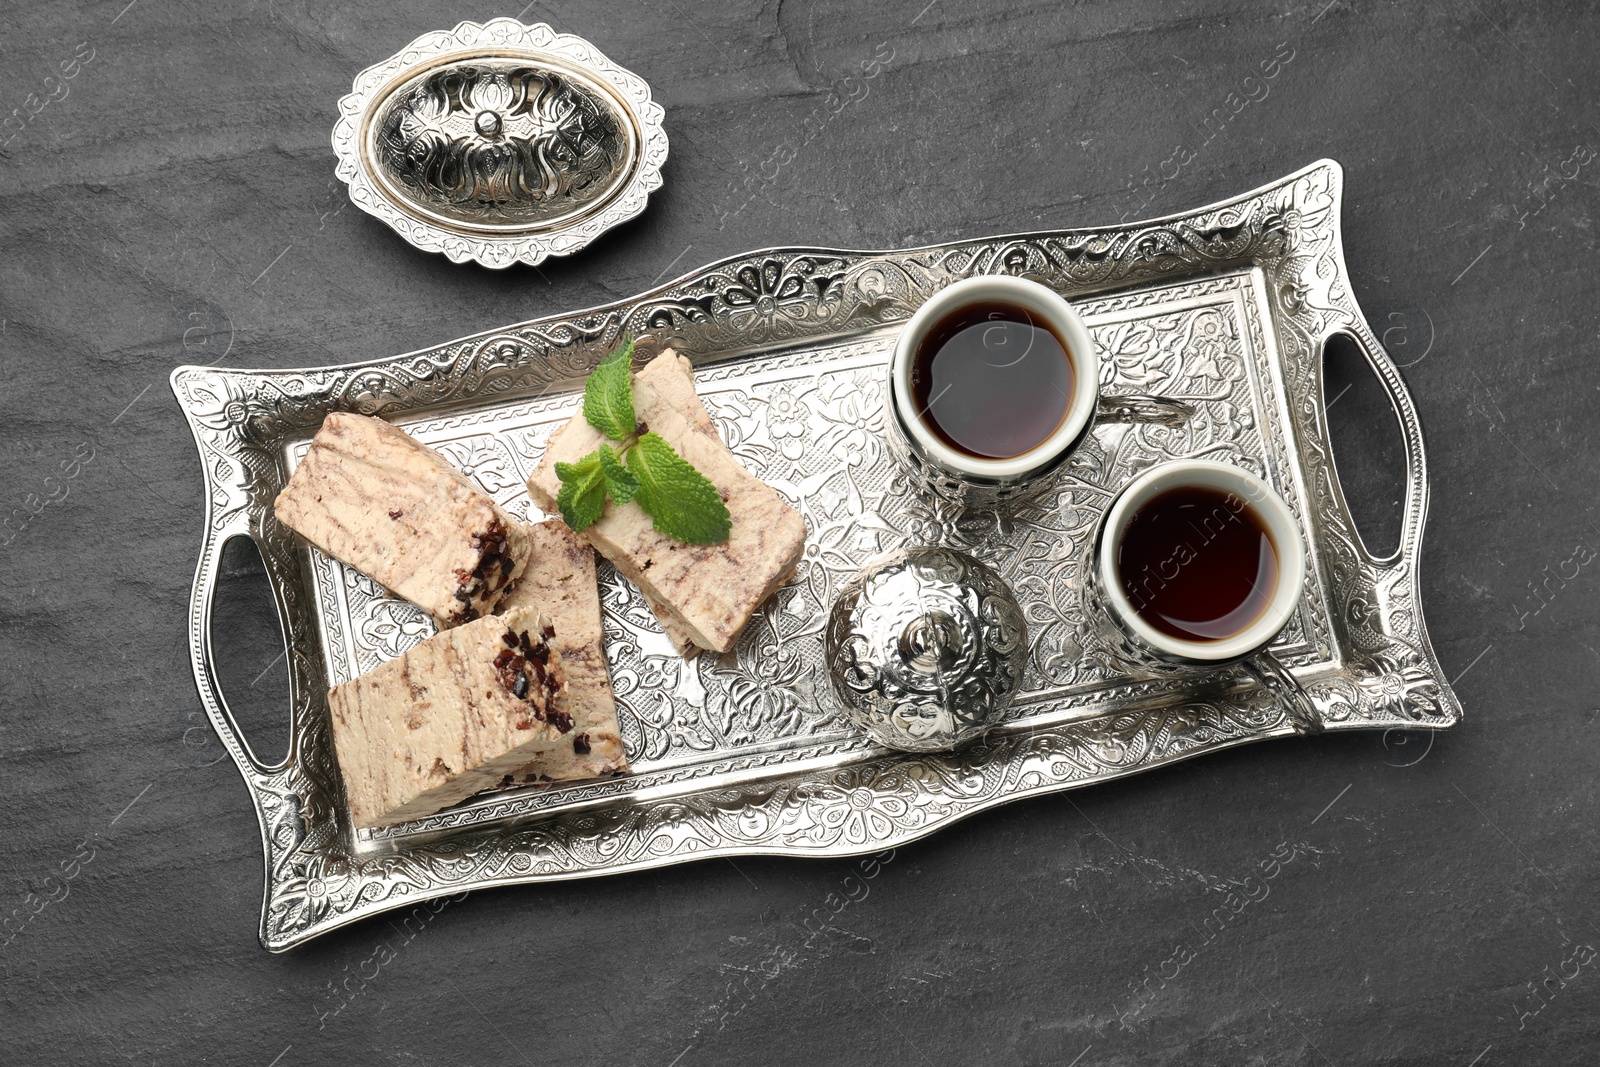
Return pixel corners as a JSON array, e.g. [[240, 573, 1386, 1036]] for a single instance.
[[1089, 459, 1319, 731], [1095, 459, 1306, 663], [884, 276, 1191, 508]]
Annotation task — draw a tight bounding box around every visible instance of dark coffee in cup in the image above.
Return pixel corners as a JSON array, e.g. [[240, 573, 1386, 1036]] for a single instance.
[[1114, 484, 1281, 644], [908, 299, 1077, 460]]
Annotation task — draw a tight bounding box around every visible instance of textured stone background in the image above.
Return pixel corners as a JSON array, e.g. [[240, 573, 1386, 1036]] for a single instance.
[[3, 1, 1598, 1064]]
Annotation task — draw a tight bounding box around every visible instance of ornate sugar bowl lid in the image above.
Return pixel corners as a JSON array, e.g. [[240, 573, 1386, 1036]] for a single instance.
[[332, 19, 668, 269], [825, 546, 1029, 753]]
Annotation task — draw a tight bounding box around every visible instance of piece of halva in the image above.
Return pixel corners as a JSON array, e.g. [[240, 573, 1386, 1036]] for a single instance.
[[327, 606, 569, 828], [497, 520, 629, 781], [527, 351, 806, 654], [275, 412, 530, 628]]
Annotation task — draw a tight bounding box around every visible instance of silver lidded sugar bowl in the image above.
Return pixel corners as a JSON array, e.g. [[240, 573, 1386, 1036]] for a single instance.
[[824, 546, 1029, 752]]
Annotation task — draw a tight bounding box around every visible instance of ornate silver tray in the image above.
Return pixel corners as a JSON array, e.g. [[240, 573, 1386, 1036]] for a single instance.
[[172, 160, 1460, 951]]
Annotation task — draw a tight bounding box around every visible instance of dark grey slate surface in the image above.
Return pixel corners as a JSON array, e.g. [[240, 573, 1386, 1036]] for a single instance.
[[3, 1, 1597, 1064]]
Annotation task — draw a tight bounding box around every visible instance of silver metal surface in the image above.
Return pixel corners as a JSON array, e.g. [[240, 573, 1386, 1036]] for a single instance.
[[171, 160, 1461, 951], [825, 547, 1028, 752], [885, 392, 1195, 508], [332, 19, 668, 269], [1097, 394, 1195, 429], [1239, 651, 1320, 736]]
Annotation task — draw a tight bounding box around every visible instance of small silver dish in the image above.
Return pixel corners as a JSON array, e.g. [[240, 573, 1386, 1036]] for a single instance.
[[825, 546, 1029, 752], [332, 19, 668, 269]]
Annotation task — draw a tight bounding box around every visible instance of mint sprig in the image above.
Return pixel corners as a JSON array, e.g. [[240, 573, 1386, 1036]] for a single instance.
[[627, 432, 730, 544], [555, 338, 731, 544], [554, 451, 606, 531], [582, 338, 637, 441], [597, 443, 639, 506]]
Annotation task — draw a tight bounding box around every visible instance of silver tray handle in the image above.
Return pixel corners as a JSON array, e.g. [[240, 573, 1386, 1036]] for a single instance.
[[1319, 322, 1430, 572], [186, 522, 295, 780]]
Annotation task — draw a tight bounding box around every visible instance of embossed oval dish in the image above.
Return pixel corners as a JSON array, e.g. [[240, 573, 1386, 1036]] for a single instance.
[[332, 19, 668, 269]]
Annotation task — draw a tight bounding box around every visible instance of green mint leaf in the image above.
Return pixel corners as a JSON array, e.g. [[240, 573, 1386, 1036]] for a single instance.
[[582, 337, 636, 441], [626, 432, 731, 544], [554, 451, 607, 532], [597, 444, 640, 506]]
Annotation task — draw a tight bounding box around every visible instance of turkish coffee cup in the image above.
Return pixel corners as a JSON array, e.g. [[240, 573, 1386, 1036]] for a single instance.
[[884, 276, 1190, 508], [1086, 458, 1318, 730]]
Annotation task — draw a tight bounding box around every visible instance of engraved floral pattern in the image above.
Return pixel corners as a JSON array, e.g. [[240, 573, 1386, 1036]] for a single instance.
[[722, 261, 819, 341], [374, 64, 623, 225], [431, 434, 524, 500], [764, 387, 810, 462]]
